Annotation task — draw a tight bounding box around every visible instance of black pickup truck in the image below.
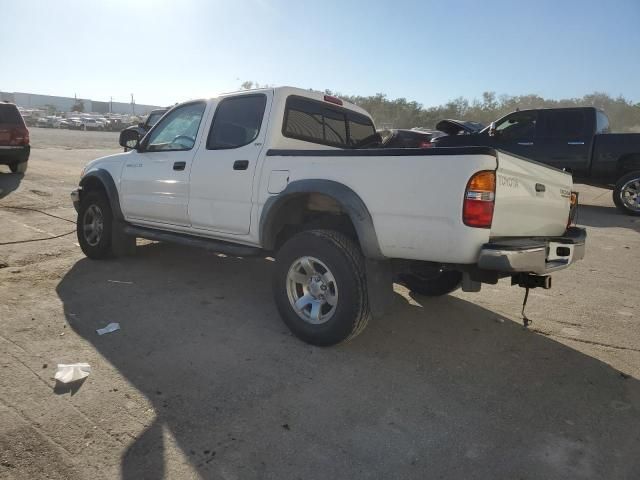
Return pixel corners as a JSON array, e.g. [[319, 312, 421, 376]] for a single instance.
[[434, 107, 640, 215]]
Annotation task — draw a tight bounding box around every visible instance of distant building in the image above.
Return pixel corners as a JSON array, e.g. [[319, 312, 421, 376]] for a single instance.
[[0, 91, 162, 115]]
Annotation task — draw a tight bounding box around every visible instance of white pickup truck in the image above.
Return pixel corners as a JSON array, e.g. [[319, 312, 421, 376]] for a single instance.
[[72, 87, 586, 346]]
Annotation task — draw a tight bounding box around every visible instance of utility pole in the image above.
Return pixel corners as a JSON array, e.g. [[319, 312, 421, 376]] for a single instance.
[[131, 93, 135, 115], [110, 96, 113, 114]]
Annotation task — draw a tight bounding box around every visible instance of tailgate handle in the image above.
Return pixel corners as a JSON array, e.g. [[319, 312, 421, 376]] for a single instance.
[[517, 142, 534, 146], [567, 141, 585, 145], [535, 183, 546, 193]]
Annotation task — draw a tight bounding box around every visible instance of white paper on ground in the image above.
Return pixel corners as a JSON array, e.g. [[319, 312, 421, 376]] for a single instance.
[[54, 363, 91, 383], [96, 322, 120, 335]]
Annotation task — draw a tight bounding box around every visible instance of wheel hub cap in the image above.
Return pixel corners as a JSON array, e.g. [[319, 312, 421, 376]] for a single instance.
[[286, 256, 338, 325], [83, 204, 104, 247], [621, 177, 640, 212]]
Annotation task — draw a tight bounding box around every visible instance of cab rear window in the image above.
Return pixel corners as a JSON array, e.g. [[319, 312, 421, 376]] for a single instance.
[[283, 95, 374, 148]]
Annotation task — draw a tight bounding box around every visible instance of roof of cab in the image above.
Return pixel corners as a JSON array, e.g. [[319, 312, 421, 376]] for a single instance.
[[215, 86, 371, 118]]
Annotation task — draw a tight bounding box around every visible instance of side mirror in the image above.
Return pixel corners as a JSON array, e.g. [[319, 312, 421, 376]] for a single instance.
[[488, 122, 497, 137], [119, 129, 140, 150]]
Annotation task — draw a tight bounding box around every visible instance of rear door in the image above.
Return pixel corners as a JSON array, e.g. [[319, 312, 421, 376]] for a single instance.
[[188, 92, 271, 234], [120, 101, 207, 226], [535, 109, 591, 175]]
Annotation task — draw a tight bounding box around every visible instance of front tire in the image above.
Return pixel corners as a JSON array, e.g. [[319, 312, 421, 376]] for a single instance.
[[273, 230, 370, 346], [398, 269, 462, 297], [9, 161, 27, 174], [77, 190, 114, 259], [613, 171, 640, 216]]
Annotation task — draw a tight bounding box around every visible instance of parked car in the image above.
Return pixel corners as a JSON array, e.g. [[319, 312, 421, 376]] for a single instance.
[[435, 119, 485, 136], [72, 87, 585, 346], [378, 128, 444, 148], [0, 102, 30, 173], [79, 118, 103, 131], [36, 116, 56, 128], [434, 107, 640, 215]]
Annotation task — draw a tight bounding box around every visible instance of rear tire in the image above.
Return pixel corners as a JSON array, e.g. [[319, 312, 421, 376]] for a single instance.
[[77, 190, 114, 259], [613, 171, 640, 216], [398, 270, 462, 297], [10, 162, 27, 174], [273, 230, 370, 346]]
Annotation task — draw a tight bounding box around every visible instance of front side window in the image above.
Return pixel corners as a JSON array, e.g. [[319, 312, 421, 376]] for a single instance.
[[207, 94, 267, 149], [596, 111, 610, 134], [495, 112, 537, 140], [145, 102, 206, 152]]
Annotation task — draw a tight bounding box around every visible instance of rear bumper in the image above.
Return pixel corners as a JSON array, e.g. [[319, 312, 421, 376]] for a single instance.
[[0, 145, 30, 165], [478, 227, 586, 275]]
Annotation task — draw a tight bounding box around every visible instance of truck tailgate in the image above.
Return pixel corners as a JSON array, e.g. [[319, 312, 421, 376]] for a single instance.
[[491, 150, 572, 237]]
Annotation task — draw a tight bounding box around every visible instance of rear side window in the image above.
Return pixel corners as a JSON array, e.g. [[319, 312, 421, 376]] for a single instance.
[[0, 104, 23, 125], [540, 110, 586, 138], [207, 94, 267, 149], [596, 111, 610, 134], [283, 95, 375, 148]]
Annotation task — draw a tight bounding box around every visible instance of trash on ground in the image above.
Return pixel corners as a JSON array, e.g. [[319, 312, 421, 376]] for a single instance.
[[96, 322, 120, 335], [54, 363, 91, 384], [107, 280, 133, 285]]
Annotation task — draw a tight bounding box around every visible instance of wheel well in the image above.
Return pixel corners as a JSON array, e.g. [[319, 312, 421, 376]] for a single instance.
[[80, 176, 107, 195], [269, 193, 359, 251]]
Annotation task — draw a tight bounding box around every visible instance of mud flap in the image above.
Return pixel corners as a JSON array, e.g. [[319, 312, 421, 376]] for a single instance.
[[111, 221, 137, 257], [365, 259, 395, 316]]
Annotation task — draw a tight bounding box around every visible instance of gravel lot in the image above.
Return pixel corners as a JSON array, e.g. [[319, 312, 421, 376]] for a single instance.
[[1, 128, 639, 479]]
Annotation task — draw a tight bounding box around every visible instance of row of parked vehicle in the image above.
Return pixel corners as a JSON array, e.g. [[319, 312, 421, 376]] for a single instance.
[[32, 114, 129, 132]]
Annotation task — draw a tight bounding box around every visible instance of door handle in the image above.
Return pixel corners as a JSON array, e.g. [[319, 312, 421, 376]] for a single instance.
[[567, 141, 585, 145], [233, 160, 249, 170], [517, 142, 534, 146], [173, 161, 186, 171]]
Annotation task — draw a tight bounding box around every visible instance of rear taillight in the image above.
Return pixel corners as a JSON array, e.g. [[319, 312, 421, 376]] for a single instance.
[[568, 191, 579, 227], [418, 141, 434, 148], [463, 170, 496, 228], [10, 126, 29, 146]]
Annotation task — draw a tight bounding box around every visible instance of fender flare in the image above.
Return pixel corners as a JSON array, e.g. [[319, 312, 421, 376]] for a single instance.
[[259, 179, 383, 259], [79, 169, 124, 222]]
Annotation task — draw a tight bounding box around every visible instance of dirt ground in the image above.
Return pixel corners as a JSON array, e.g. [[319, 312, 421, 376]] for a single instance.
[[1, 128, 639, 479]]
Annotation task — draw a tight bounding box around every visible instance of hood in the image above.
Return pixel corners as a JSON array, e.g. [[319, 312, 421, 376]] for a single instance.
[[435, 119, 484, 136]]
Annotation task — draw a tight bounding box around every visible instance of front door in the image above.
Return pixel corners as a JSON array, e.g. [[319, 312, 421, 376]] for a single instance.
[[120, 101, 207, 226], [490, 110, 539, 161], [189, 93, 271, 234]]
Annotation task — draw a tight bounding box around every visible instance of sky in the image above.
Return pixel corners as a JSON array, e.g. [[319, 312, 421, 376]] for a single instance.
[[1, 0, 639, 108]]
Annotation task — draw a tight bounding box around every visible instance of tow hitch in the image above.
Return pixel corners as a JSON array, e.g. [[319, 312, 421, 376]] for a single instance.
[[511, 273, 552, 327]]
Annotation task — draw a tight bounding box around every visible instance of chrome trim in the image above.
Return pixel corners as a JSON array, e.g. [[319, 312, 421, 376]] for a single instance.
[[567, 141, 585, 145], [478, 229, 586, 275]]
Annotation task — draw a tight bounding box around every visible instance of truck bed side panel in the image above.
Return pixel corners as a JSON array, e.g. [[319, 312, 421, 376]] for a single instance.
[[259, 151, 497, 263]]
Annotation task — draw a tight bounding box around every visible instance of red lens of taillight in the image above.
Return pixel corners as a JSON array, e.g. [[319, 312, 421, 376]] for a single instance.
[[10, 126, 29, 146], [323, 94, 343, 106], [463, 170, 496, 228]]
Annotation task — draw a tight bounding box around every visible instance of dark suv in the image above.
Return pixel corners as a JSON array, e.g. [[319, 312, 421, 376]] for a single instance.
[[0, 102, 30, 174]]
